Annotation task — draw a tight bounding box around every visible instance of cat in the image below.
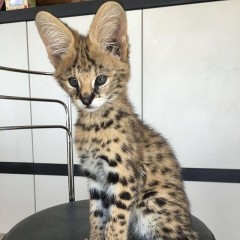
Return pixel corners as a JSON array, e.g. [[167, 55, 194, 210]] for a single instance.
[[35, 2, 199, 240]]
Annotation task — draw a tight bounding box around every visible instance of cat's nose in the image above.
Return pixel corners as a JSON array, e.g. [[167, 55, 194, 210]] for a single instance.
[[80, 94, 94, 106]]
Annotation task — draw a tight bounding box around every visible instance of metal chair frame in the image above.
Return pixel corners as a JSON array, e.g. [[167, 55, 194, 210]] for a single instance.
[[0, 65, 75, 202]]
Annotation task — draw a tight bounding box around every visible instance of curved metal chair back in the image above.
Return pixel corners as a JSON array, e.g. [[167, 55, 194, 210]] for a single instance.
[[0, 65, 75, 202]]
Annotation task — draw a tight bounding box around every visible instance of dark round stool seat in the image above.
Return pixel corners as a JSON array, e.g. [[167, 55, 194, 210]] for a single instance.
[[3, 200, 215, 240]]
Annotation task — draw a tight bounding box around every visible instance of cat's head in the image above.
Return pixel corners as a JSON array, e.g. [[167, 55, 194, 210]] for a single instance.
[[35, 2, 130, 112]]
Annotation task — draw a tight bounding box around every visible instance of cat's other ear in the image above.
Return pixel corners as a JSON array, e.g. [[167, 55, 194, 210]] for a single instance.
[[89, 2, 129, 62], [35, 11, 75, 68]]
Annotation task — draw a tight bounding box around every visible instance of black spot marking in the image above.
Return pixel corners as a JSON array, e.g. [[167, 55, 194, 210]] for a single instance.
[[168, 192, 176, 197], [118, 214, 125, 220], [121, 143, 129, 152], [162, 227, 173, 234], [84, 170, 96, 180], [120, 177, 128, 186], [110, 195, 116, 205], [128, 176, 135, 183], [80, 158, 86, 164], [169, 152, 176, 159], [162, 167, 172, 175], [138, 202, 145, 208], [115, 110, 127, 121], [116, 83, 123, 89], [143, 208, 154, 215], [98, 155, 109, 163], [156, 153, 163, 161], [148, 180, 159, 187], [114, 124, 121, 130], [162, 184, 171, 189], [155, 198, 167, 207], [107, 172, 119, 184], [116, 200, 127, 210], [95, 125, 100, 132], [102, 198, 110, 209], [101, 143, 106, 148], [92, 138, 102, 144], [155, 141, 163, 148], [131, 186, 137, 192], [101, 119, 114, 129], [148, 156, 153, 161], [93, 125, 100, 132], [90, 189, 101, 200], [115, 153, 122, 163], [100, 191, 107, 200], [159, 209, 171, 216], [109, 160, 118, 167], [151, 167, 158, 174], [85, 51, 96, 66], [80, 154, 88, 159], [113, 138, 120, 143], [119, 191, 131, 200], [120, 221, 126, 226], [142, 191, 157, 200], [102, 109, 110, 118], [94, 210, 104, 217], [102, 194, 115, 209], [76, 121, 100, 132]]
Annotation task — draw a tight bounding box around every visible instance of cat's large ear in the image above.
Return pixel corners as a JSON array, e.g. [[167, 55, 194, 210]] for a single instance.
[[89, 2, 129, 62], [35, 11, 75, 68]]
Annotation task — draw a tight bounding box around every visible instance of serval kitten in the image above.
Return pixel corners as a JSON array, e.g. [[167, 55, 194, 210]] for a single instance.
[[35, 2, 198, 240]]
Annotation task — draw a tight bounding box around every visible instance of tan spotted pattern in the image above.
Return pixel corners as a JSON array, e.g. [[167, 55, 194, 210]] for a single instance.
[[35, 2, 199, 240]]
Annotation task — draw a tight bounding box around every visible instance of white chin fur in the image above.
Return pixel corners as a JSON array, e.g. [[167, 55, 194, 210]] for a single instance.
[[74, 97, 107, 112]]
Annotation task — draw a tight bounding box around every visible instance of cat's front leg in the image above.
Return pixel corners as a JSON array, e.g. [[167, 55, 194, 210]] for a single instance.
[[105, 206, 130, 240], [104, 183, 134, 240], [88, 181, 107, 240], [89, 200, 106, 240]]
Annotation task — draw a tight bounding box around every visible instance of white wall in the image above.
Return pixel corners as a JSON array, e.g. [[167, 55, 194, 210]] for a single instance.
[[0, 22, 35, 232], [143, 1, 240, 240]]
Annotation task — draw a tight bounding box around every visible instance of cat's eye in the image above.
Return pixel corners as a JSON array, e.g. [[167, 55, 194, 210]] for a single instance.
[[95, 75, 107, 86], [68, 77, 78, 88]]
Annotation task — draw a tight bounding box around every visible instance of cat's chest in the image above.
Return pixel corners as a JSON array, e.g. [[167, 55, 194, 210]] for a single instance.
[[80, 154, 108, 183], [75, 121, 126, 158], [75, 130, 118, 182], [75, 130, 115, 157], [74, 116, 131, 180]]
